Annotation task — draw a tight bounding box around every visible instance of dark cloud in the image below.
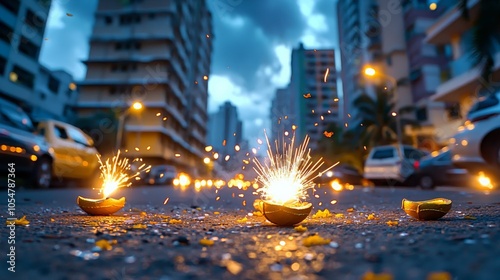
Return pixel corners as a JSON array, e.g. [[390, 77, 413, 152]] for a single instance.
[[210, 17, 279, 90], [209, 0, 308, 91], [40, 0, 98, 79], [312, 0, 338, 47], [232, 0, 308, 44]]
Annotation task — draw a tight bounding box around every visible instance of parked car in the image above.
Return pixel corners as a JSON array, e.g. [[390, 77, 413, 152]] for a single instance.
[[406, 148, 472, 189], [315, 164, 363, 185], [450, 91, 500, 177], [0, 99, 54, 188], [36, 120, 100, 182], [146, 165, 178, 185], [364, 145, 428, 185]]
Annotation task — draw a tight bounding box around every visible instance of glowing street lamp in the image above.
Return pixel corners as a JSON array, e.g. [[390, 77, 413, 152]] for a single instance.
[[132, 101, 143, 111], [116, 101, 144, 150], [363, 66, 403, 145]]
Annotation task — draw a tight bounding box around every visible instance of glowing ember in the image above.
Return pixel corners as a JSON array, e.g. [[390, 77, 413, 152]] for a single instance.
[[477, 172, 494, 189], [253, 133, 336, 205], [323, 68, 330, 83], [97, 150, 150, 198], [330, 179, 343, 191]]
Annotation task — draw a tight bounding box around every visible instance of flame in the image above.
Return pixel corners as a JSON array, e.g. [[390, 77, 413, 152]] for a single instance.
[[477, 172, 494, 189], [97, 150, 150, 198], [253, 132, 337, 205], [330, 179, 343, 191]]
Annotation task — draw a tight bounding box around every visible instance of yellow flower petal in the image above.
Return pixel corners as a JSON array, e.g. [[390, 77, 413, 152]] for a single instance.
[[132, 224, 147, 229], [95, 239, 113, 250], [169, 219, 182, 224], [311, 209, 332, 219], [6, 216, 29, 226], [237, 217, 248, 223], [303, 235, 331, 247], [294, 225, 307, 232], [199, 238, 214, 246], [386, 220, 398, 226], [362, 271, 394, 280]]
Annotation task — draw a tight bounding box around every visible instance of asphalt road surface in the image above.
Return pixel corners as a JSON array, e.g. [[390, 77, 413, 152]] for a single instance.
[[1, 184, 499, 280]]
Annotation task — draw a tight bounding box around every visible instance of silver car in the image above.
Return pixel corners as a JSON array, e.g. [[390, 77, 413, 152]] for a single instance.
[[450, 91, 500, 173]]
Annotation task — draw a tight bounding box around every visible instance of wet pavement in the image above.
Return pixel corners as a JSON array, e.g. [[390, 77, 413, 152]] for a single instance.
[[1, 185, 499, 280]]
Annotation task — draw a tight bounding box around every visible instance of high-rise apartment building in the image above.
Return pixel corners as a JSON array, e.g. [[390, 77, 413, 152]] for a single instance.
[[400, 0, 456, 147], [287, 44, 339, 149], [337, 0, 378, 124], [76, 0, 212, 174], [270, 87, 291, 143], [0, 0, 77, 120], [426, 0, 500, 140], [207, 101, 243, 157]]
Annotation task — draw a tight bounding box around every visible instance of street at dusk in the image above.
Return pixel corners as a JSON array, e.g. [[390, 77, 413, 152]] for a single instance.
[[2, 0, 500, 279], [1, 184, 500, 280]]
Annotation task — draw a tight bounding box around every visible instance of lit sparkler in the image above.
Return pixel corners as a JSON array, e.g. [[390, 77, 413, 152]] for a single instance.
[[253, 132, 337, 206], [323, 68, 330, 83], [98, 150, 151, 198], [77, 150, 150, 216]]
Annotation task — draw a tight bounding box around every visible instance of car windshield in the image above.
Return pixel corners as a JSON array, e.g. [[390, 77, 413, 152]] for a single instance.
[[67, 126, 93, 147], [467, 92, 499, 117], [0, 105, 34, 132], [371, 148, 394, 159]]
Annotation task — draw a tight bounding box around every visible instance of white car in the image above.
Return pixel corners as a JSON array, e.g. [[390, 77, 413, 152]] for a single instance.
[[364, 145, 427, 185], [450, 91, 500, 173]]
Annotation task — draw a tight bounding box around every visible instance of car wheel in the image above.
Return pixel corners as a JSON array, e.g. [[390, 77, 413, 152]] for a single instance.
[[33, 157, 52, 188], [419, 176, 435, 189]]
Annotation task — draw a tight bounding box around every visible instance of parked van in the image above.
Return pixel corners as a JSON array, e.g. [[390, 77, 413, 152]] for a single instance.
[[364, 145, 427, 185]]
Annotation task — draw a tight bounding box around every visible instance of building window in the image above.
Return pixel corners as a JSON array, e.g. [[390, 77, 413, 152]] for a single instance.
[[24, 9, 45, 34], [18, 37, 39, 60], [119, 14, 141, 25], [0, 20, 13, 44], [104, 16, 113, 25], [48, 76, 60, 93], [0, 0, 20, 15], [115, 41, 141, 50], [0, 55, 5, 76], [416, 107, 427, 121], [447, 103, 462, 120], [409, 68, 422, 81], [385, 54, 392, 66], [11, 65, 35, 89]]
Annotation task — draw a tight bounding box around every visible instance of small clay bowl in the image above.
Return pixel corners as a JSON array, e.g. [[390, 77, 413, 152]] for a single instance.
[[263, 201, 312, 226], [402, 198, 452, 220], [77, 196, 126, 216]]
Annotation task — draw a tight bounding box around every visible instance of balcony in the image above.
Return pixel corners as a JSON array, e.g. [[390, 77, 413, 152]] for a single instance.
[[432, 52, 500, 103], [425, 0, 479, 45]]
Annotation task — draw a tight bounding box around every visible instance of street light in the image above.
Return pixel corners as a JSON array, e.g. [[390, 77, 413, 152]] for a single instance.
[[363, 66, 403, 145], [115, 101, 144, 150]]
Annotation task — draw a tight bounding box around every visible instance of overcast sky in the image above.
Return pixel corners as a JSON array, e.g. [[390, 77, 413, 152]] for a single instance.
[[40, 0, 339, 145]]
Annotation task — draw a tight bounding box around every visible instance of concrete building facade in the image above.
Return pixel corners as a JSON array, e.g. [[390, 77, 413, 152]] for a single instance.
[[0, 0, 77, 121], [426, 0, 500, 140], [337, 0, 379, 124], [76, 0, 213, 174], [287, 44, 339, 149], [270, 87, 292, 143], [207, 101, 243, 157]]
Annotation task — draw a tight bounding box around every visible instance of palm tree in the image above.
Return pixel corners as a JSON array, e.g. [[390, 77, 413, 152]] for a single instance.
[[352, 87, 416, 148], [458, 0, 500, 82]]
